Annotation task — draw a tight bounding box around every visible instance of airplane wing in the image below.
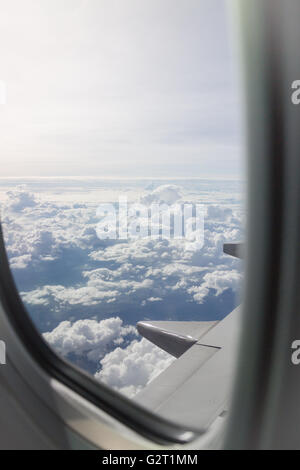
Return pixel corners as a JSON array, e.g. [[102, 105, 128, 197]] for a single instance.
[[135, 243, 242, 430], [223, 242, 244, 259], [135, 308, 240, 430]]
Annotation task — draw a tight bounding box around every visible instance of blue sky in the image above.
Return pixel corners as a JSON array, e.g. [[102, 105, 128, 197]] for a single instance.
[[0, 0, 243, 179]]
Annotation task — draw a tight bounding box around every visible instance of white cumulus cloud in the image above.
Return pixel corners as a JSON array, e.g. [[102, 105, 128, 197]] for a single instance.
[[95, 338, 175, 397], [44, 317, 137, 362]]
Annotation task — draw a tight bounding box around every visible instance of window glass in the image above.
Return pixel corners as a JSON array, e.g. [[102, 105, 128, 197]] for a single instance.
[[0, 0, 244, 430]]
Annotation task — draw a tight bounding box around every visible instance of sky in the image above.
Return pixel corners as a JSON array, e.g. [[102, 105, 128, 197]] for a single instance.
[[0, 0, 243, 179]]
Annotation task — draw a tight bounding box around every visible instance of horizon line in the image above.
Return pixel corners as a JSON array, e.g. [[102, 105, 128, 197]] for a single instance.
[[0, 175, 244, 182]]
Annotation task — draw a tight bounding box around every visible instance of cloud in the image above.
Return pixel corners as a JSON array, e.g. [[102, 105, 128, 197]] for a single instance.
[[9, 254, 32, 270], [206, 205, 233, 221], [44, 317, 137, 362], [4, 186, 38, 212], [188, 269, 243, 304], [21, 284, 120, 307], [140, 184, 182, 205], [95, 338, 175, 398]]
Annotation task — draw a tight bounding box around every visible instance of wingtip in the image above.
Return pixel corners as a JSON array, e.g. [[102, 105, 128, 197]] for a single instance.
[[223, 242, 244, 259], [136, 321, 197, 358]]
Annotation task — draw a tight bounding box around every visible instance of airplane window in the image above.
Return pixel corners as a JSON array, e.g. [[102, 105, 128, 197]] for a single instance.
[[0, 0, 245, 432]]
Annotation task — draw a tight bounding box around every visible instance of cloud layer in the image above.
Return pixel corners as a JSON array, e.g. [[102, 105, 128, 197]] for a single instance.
[[1, 180, 243, 397], [96, 338, 175, 398], [44, 317, 137, 363]]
